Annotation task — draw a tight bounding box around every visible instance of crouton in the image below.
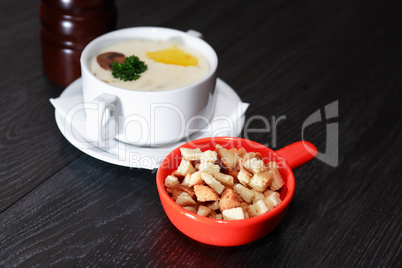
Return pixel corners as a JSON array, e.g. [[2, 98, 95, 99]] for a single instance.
[[189, 171, 204, 187], [269, 167, 284, 191], [166, 184, 195, 200], [238, 168, 252, 186], [194, 184, 220, 202], [183, 206, 197, 213], [165, 175, 180, 187], [237, 147, 247, 158], [180, 147, 202, 161], [239, 202, 250, 219], [247, 200, 269, 217], [216, 145, 238, 170], [207, 200, 220, 211], [204, 169, 234, 187], [243, 158, 266, 174], [197, 205, 212, 217], [248, 171, 273, 192], [243, 152, 263, 161], [176, 192, 197, 207], [200, 150, 218, 162], [208, 209, 218, 218], [264, 190, 282, 210], [215, 213, 223, 220], [240, 202, 249, 211], [174, 160, 196, 176], [252, 189, 265, 204], [220, 188, 243, 212], [200, 172, 225, 195], [181, 173, 191, 187], [234, 183, 255, 203], [222, 207, 245, 220], [198, 161, 221, 173], [244, 211, 250, 219]]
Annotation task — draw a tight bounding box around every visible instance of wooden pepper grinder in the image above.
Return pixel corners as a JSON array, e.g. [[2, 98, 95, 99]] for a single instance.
[[40, 0, 117, 86]]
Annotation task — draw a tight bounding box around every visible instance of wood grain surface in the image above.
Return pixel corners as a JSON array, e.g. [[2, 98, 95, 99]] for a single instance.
[[0, 0, 401, 267]]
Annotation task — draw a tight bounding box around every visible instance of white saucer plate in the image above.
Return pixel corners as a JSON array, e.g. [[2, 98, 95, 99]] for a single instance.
[[54, 78, 248, 169]]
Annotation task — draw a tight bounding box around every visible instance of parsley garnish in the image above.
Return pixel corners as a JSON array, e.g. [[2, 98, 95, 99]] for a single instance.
[[111, 55, 148, 81]]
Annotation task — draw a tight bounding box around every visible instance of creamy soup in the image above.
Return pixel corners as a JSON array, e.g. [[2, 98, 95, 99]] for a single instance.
[[90, 39, 210, 91]]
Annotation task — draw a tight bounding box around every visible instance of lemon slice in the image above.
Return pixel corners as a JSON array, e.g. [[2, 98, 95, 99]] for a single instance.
[[146, 46, 199, 66]]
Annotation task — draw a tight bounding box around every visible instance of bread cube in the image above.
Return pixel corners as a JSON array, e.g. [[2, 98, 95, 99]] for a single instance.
[[234, 183, 255, 203], [183, 206, 197, 213], [247, 200, 269, 217], [243, 211, 250, 219], [181, 173, 191, 187], [264, 190, 282, 210], [174, 160, 196, 176], [180, 147, 202, 161], [200, 172, 225, 195], [197, 205, 212, 217], [207, 200, 220, 211], [237, 147, 247, 158], [220, 188, 243, 212], [238, 168, 252, 186], [222, 207, 245, 220], [200, 150, 218, 162], [248, 171, 273, 192], [205, 169, 234, 187], [215, 213, 223, 220], [198, 161, 221, 173], [269, 167, 284, 191], [176, 192, 197, 207], [243, 158, 266, 174], [194, 184, 220, 202], [166, 185, 195, 200], [251, 189, 265, 204], [165, 175, 179, 187], [216, 145, 238, 170], [243, 152, 263, 161], [189, 171, 204, 187]]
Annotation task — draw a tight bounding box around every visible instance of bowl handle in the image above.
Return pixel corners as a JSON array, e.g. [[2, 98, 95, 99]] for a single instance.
[[275, 141, 317, 170]]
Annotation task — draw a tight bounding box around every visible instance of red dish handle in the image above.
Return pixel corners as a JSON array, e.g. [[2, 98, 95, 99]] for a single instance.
[[275, 141, 317, 170]]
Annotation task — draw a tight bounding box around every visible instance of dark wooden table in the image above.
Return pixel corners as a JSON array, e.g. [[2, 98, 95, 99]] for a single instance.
[[1, 0, 401, 266]]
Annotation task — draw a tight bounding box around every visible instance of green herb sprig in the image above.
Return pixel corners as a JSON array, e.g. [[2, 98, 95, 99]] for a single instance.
[[111, 55, 148, 81]]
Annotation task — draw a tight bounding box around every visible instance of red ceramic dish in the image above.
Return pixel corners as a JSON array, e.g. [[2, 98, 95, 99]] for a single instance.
[[156, 137, 317, 246]]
